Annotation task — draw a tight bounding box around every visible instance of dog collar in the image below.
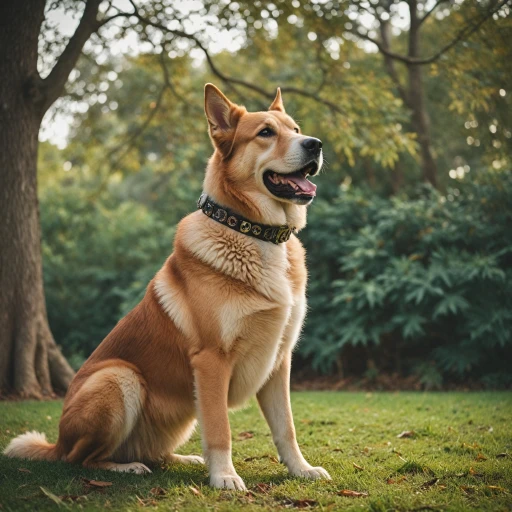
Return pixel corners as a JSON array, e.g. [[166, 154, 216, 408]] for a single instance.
[[197, 193, 295, 245]]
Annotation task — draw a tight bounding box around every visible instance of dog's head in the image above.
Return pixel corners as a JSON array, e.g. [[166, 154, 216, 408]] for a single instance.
[[203, 83, 322, 229]]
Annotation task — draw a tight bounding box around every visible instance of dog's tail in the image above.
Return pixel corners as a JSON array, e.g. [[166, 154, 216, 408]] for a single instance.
[[3, 431, 60, 461]]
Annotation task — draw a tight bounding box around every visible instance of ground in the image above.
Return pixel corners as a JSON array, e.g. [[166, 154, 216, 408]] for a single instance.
[[0, 392, 511, 511]]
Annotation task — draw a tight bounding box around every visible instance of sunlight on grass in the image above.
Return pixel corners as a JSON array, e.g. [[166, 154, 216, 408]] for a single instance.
[[0, 392, 511, 511]]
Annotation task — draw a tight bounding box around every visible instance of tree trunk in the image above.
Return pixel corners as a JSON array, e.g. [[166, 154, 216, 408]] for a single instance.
[[0, 1, 75, 397], [408, 64, 438, 187], [407, 0, 438, 188]]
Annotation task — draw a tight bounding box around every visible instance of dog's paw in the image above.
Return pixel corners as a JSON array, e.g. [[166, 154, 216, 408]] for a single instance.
[[210, 473, 247, 491], [114, 462, 152, 474], [291, 465, 331, 481], [167, 454, 205, 465]]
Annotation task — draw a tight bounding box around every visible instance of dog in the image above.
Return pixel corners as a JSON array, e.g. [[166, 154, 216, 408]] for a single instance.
[[4, 84, 330, 490]]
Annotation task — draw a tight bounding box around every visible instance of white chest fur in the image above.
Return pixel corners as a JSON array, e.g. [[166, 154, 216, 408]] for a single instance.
[[156, 214, 300, 405]]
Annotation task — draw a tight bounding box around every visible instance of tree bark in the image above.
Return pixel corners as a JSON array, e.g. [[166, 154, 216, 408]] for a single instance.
[[0, 1, 75, 397], [407, 0, 438, 187]]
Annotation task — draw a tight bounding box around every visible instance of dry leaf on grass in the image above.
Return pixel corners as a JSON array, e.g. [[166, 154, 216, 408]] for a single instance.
[[475, 453, 488, 461], [189, 485, 202, 496], [149, 487, 167, 496], [487, 485, 508, 493], [397, 430, 415, 439], [352, 462, 364, 471], [237, 431, 254, 440], [136, 495, 157, 507], [496, 453, 509, 458], [469, 467, 483, 477], [253, 483, 271, 494], [420, 478, 439, 489], [337, 489, 369, 497], [18, 468, 31, 474], [81, 478, 113, 488], [387, 476, 407, 484]]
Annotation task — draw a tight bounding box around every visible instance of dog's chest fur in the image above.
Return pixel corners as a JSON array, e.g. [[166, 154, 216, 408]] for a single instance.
[[155, 212, 303, 405]]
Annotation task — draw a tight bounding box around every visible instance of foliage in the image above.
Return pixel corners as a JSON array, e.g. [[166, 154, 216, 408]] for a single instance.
[[36, 5, 512, 386], [40, 167, 175, 366], [300, 171, 512, 386], [1, 392, 512, 511]]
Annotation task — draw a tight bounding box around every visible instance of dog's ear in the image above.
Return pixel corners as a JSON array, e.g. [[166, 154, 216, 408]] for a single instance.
[[204, 83, 244, 156], [268, 87, 285, 113]]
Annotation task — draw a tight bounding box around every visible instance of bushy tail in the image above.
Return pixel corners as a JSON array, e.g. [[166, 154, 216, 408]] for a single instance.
[[3, 431, 60, 461]]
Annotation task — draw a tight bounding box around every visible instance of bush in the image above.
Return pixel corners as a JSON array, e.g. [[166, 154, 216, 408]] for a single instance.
[[41, 184, 174, 366], [300, 171, 512, 387]]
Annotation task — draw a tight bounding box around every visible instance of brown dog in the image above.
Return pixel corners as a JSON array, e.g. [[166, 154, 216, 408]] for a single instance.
[[4, 84, 330, 490]]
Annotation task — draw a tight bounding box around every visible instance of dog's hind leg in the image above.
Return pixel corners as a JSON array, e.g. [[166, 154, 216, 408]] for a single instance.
[[60, 364, 150, 473]]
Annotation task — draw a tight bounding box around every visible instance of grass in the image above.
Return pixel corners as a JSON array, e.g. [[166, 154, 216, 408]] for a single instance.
[[0, 392, 511, 511]]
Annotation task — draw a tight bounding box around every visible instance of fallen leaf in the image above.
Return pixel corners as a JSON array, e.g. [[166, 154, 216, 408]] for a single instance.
[[496, 453, 509, 458], [244, 490, 256, 502], [332, 448, 343, 452], [337, 489, 368, 497], [40, 487, 65, 507], [150, 487, 167, 496], [238, 431, 254, 440], [460, 485, 476, 494], [387, 476, 407, 484], [487, 485, 508, 492], [421, 478, 439, 489], [136, 495, 157, 507], [475, 453, 488, 461], [81, 478, 113, 488], [397, 430, 415, 439], [188, 485, 202, 496], [18, 468, 31, 474], [352, 462, 364, 471], [469, 467, 483, 477], [253, 483, 271, 494]]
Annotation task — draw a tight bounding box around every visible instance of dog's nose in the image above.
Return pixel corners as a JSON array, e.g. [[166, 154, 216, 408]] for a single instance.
[[301, 137, 323, 157]]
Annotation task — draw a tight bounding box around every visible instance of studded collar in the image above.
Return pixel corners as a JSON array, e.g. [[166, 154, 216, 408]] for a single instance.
[[197, 193, 295, 245]]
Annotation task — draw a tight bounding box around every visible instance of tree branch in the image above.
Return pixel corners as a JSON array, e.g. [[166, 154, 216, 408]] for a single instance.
[[351, 0, 509, 66], [126, 8, 347, 116], [418, 0, 448, 27], [379, 21, 409, 106], [41, 0, 102, 112]]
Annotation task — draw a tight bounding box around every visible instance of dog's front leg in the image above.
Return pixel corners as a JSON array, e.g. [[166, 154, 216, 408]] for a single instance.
[[257, 353, 331, 481], [192, 350, 246, 490]]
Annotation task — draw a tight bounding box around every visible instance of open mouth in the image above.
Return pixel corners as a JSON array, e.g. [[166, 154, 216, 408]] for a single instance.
[[263, 161, 318, 203]]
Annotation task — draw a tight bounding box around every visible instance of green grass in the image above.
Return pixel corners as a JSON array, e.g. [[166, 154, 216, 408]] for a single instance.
[[0, 392, 511, 511]]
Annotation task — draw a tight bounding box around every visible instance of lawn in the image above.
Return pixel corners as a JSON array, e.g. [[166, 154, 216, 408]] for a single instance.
[[0, 392, 511, 511]]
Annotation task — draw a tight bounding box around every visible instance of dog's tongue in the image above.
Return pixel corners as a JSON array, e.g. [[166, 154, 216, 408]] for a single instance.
[[288, 173, 317, 196]]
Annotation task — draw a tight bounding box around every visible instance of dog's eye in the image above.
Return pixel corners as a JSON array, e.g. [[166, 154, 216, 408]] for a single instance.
[[294, 127, 299, 133], [258, 128, 275, 137]]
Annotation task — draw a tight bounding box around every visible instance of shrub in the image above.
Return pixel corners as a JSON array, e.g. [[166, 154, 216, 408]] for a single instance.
[[41, 184, 174, 366], [300, 171, 512, 386]]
